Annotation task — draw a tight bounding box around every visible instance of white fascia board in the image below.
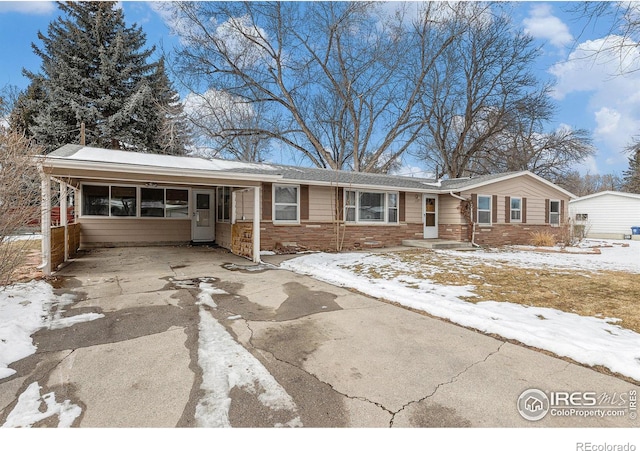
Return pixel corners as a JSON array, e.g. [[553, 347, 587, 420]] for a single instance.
[[570, 190, 640, 203], [455, 171, 576, 199]]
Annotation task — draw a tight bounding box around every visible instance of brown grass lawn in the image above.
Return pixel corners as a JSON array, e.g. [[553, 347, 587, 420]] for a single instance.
[[351, 249, 640, 334], [1, 238, 43, 285]]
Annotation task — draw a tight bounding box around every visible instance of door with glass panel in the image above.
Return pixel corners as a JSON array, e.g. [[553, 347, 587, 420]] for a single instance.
[[423, 195, 438, 239], [192, 190, 215, 242]]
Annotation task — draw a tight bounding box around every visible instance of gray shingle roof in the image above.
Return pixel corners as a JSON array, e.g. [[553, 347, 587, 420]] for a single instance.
[[46, 145, 565, 194], [231, 163, 440, 191]]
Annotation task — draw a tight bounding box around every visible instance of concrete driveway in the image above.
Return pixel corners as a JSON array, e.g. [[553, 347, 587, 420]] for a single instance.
[[0, 246, 637, 427]]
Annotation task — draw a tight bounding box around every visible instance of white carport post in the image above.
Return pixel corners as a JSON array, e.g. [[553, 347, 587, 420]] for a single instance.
[[40, 169, 52, 276], [253, 185, 261, 263], [60, 181, 68, 262]]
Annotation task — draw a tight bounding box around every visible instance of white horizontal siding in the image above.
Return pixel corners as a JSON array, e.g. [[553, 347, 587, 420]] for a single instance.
[[80, 218, 191, 246], [570, 194, 640, 236]]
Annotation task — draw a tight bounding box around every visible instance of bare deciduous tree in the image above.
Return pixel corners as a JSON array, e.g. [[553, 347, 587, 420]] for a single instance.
[[468, 87, 594, 180], [165, 1, 466, 171], [183, 89, 271, 162], [566, 2, 640, 74], [556, 171, 624, 197], [415, 4, 593, 179], [0, 129, 44, 286]]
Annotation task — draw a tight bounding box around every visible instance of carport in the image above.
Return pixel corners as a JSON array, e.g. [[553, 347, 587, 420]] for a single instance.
[[37, 145, 280, 275]]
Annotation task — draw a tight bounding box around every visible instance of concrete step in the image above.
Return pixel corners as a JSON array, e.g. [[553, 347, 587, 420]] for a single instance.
[[401, 239, 473, 250]]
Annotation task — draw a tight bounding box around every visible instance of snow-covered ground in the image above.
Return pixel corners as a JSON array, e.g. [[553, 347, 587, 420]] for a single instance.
[[0, 280, 103, 427], [1, 274, 301, 428], [281, 240, 640, 381], [174, 277, 302, 427]]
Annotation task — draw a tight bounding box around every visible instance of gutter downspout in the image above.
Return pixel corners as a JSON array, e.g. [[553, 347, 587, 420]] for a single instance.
[[449, 191, 480, 248]]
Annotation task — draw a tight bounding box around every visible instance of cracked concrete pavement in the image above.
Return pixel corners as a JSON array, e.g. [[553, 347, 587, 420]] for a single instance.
[[1, 246, 637, 427]]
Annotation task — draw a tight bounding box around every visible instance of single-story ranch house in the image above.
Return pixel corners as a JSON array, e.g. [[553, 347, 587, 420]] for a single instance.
[[38, 145, 575, 274], [569, 191, 640, 240]]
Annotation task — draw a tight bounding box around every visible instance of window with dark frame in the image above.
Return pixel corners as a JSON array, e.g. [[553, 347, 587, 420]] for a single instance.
[[217, 187, 231, 222], [82, 184, 188, 218]]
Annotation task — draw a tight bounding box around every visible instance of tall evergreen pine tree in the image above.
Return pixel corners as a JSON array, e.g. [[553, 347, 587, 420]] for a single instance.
[[23, 1, 189, 154], [623, 143, 640, 193]]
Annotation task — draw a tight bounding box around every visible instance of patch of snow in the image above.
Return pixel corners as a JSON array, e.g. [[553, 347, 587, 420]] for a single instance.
[[1, 234, 42, 243], [259, 250, 276, 256], [1, 382, 81, 428], [0, 280, 103, 380], [281, 243, 640, 381], [196, 280, 228, 309], [196, 306, 302, 427], [450, 239, 640, 274]]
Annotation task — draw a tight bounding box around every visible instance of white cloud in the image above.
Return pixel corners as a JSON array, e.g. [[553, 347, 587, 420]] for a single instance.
[[523, 3, 573, 48], [550, 36, 640, 100], [549, 35, 640, 165], [0, 1, 54, 15], [594, 107, 621, 136]]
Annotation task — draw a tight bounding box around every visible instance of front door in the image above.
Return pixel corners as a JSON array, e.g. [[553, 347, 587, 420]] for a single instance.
[[192, 190, 215, 242], [423, 195, 438, 239]]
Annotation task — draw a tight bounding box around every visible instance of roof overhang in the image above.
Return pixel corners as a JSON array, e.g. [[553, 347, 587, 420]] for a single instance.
[[569, 190, 640, 203], [39, 155, 283, 183], [450, 171, 577, 199]]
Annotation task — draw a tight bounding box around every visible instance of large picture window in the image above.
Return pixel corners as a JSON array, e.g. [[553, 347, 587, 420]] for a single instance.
[[82, 185, 109, 216], [141, 188, 165, 217], [82, 184, 188, 218], [344, 190, 399, 224], [274, 185, 299, 222], [166, 189, 189, 218], [110, 186, 137, 217]]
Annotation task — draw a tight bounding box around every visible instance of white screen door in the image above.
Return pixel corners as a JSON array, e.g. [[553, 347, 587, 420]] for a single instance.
[[423, 195, 438, 239], [192, 190, 215, 242]]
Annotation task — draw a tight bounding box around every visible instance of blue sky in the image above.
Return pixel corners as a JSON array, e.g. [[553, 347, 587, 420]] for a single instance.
[[1, 1, 638, 176]]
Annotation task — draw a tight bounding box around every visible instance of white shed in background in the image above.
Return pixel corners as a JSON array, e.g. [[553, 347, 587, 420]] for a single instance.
[[569, 191, 640, 240]]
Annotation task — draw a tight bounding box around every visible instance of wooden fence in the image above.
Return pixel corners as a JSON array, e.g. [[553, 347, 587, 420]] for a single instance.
[[50, 223, 80, 271]]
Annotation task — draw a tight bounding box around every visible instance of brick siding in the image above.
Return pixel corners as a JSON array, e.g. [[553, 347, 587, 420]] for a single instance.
[[259, 221, 423, 251], [462, 223, 569, 246]]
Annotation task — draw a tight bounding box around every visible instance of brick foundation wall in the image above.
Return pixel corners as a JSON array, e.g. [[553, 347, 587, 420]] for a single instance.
[[472, 223, 569, 246], [438, 224, 470, 242], [259, 221, 424, 251]]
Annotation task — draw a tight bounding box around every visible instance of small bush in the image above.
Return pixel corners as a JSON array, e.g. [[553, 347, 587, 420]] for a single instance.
[[529, 230, 556, 247]]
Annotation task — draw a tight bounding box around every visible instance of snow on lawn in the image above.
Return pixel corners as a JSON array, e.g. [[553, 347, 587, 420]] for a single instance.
[[188, 278, 302, 428], [280, 240, 640, 381]]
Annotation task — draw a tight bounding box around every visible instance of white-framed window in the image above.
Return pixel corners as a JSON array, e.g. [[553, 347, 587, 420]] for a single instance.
[[388, 193, 398, 223], [217, 186, 231, 222], [510, 197, 522, 222], [273, 184, 299, 223], [81, 183, 188, 218], [345, 190, 356, 222], [344, 190, 399, 224], [549, 200, 561, 226], [477, 195, 492, 225]]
